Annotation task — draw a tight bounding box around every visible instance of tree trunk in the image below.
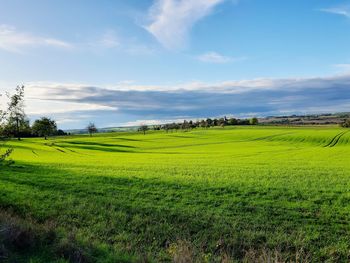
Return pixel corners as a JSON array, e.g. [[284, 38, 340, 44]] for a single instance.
[[16, 118, 20, 140]]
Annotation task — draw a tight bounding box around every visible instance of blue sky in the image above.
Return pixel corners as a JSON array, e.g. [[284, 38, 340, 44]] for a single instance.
[[1, 0, 350, 129]]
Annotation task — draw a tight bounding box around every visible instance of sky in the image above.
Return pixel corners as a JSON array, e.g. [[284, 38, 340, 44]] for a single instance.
[[0, 0, 350, 129]]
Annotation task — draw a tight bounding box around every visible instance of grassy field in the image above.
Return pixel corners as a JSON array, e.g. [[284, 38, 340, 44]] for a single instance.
[[1, 126, 350, 262]]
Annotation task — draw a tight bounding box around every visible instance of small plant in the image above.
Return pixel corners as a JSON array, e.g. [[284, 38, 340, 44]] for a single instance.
[[0, 148, 13, 166], [168, 240, 194, 263]]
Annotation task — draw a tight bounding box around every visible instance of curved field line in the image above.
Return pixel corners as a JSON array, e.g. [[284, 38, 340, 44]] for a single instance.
[[329, 131, 350, 147], [324, 131, 348, 147], [250, 132, 295, 141]]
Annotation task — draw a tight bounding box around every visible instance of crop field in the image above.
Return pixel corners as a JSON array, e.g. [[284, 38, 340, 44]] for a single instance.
[[1, 126, 350, 262]]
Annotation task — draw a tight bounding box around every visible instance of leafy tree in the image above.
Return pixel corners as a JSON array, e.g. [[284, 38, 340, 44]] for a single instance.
[[250, 117, 259, 125], [206, 118, 213, 127], [238, 119, 250, 125], [139, 125, 149, 135], [341, 119, 350, 128], [2, 119, 31, 138], [181, 120, 191, 131], [87, 122, 98, 136], [228, 118, 238, 126], [32, 117, 57, 140], [0, 94, 13, 165], [56, 129, 67, 136], [4, 85, 27, 140]]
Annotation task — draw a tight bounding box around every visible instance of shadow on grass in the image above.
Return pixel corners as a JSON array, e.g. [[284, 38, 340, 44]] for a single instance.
[[114, 138, 142, 142], [0, 209, 138, 263], [54, 141, 137, 153], [1, 163, 349, 262], [64, 141, 136, 148]]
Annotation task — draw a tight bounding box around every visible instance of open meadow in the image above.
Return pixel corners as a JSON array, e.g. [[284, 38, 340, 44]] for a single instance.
[[1, 126, 350, 262]]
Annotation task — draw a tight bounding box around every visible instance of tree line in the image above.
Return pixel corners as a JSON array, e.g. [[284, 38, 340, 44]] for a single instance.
[[139, 117, 259, 134]]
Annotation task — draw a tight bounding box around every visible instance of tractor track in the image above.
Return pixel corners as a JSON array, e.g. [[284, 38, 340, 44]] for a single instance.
[[324, 131, 349, 148]]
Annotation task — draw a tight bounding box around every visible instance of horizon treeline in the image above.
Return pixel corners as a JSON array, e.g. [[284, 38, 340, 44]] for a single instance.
[[149, 117, 259, 133]]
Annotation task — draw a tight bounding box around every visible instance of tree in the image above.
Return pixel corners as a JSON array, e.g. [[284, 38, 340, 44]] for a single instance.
[[139, 125, 149, 135], [87, 122, 98, 136], [341, 119, 350, 128], [218, 118, 227, 128], [181, 120, 191, 131], [250, 117, 259, 125], [0, 94, 13, 165], [56, 129, 67, 136], [32, 117, 57, 140], [163, 124, 170, 133], [200, 119, 207, 128], [206, 118, 213, 127], [228, 118, 238, 126], [5, 85, 28, 140]]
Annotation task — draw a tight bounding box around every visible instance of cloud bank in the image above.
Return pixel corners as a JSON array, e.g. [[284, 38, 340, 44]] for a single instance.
[[21, 74, 350, 128]]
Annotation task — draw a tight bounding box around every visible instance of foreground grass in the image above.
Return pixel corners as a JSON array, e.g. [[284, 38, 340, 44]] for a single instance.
[[1, 126, 350, 262]]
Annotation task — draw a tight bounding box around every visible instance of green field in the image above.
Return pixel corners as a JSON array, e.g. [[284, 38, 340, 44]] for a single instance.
[[1, 126, 350, 262]]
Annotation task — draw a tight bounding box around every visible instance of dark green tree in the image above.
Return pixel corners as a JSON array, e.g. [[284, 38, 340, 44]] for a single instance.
[[32, 117, 57, 140], [250, 117, 259, 125], [228, 118, 238, 126], [341, 119, 350, 128]]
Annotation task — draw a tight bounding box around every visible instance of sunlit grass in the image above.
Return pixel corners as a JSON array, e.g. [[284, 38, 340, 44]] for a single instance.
[[1, 126, 350, 262]]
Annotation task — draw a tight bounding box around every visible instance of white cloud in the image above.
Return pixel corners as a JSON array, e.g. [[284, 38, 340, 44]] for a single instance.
[[26, 99, 117, 115], [145, 0, 225, 49], [0, 24, 72, 53], [87, 30, 155, 55], [334, 64, 350, 73], [320, 5, 350, 18], [197, 51, 238, 63], [21, 83, 118, 116]]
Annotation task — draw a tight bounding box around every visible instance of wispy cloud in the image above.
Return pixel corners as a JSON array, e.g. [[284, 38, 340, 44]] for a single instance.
[[197, 51, 244, 63], [0, 24, 72, 53], [334, 64, 350, 73], [145, 0, 226, 49], [320, 5, 350, 18], [88, 30, 155, 55], [97, 30, 120, 49]]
